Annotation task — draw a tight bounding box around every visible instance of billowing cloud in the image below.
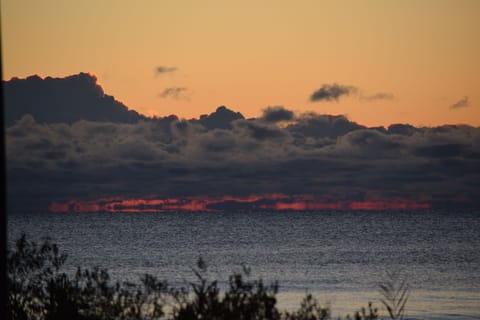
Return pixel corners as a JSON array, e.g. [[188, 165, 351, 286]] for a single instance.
[[450, 96, 470, 109], [288, 113, 364, 138], [387, 123, 417, 136], [360, 92, 395, 101], [5, 73, 480, 212], [262, 106, 295, 123], [7, 112, 480, 212], [310, 83, 357, 102], [159, 87, 189, 100], [155, 66, 178, 75], [195, 106, 245, 130], [3, 73, 145, 126]]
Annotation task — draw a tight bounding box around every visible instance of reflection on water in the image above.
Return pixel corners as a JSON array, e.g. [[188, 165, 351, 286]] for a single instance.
[[8, 210, 480, 319]]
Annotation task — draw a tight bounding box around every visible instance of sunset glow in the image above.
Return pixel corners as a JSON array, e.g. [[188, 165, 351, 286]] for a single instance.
[[49, 194, 431, 213], [3, 1, 480, 212], [2, 0, 480, 127]]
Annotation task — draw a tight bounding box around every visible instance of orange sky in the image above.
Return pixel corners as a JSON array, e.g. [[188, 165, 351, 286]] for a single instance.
[[2, 0, 479, 127]]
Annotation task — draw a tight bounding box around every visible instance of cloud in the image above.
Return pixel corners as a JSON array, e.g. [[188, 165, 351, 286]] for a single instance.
[[387, 124, 417, 136], [159, 87, 189, 100], [310, 83, 357, 102], [287, 113, 364, 139], [309, 84, 394, 103], [3, 73, 146, 125], [261, 106, 295, 123], [195, 106, 245, 130], [7, 112, 480, 212], [5, 73, 480, 212], [450, 96, 470, 109], [360, 92, 395, 101], [155, 66, 178, 75]]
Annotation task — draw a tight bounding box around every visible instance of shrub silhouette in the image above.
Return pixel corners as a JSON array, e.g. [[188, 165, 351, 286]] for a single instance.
[[345, 302, 378, 320], [7, 234, 67, 320], [379, 271, 409, 320], [283, 294, 330, 320], [7, 235, 167, 320], [171, 259, 280, 320], [7, 235, 396, 320]]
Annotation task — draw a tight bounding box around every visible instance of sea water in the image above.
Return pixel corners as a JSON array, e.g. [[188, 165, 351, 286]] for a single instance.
[[8, 210, 480, 319]]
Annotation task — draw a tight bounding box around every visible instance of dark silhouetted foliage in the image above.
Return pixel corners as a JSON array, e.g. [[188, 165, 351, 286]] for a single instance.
[[171, 259, 280, 320], [283, 294, 330, 320], [7, 235, 167, 320], [7, 235, 397, 320], [379, 271, 409, 320]]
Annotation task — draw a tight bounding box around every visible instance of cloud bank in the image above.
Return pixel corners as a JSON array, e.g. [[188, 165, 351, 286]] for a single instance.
[[4, 73, 480, 212]]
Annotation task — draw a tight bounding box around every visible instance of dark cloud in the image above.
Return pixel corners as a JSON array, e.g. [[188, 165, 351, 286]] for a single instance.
[[361, 92, 395, 101], [287, 113, 365, 139], [310, 83, 357, 102], [3, 73, 146, 126], [8, 112, 480, 212], [194, 106, 245, 130], [414, 143, 468, 158], [387, 124, 418, 136], [234, 120, 288, 141], [450, 96, 470, 109], [262, 106, 295, 122], [309, 84, 394, 103], [159, 87, 189, 100], [5, 73, 480, 212], [155, 66, 178, 75]]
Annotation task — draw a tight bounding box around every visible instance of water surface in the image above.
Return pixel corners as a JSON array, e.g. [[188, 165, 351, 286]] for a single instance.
[[8, 210, 480, 319]]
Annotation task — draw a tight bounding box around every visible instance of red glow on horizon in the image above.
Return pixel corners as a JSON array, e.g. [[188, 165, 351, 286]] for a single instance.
[[266, 201, 344, 211], [348, 200, 430, 210], [49, 193, 431, 213]]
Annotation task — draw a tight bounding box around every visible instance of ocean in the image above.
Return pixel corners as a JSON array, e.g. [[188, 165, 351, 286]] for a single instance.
[[7, 210, 480, 319]]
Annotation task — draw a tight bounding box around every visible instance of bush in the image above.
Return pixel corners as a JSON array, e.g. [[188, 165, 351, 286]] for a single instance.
[[7, 235, 167, 320], [171, 259, 280, 320], [7, 235, 395, 320], [283, 294, 330, 320]]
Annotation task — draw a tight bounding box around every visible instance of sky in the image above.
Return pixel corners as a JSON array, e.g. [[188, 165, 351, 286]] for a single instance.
[[2, 0, 480, 127], [2, 1, 480, 212]]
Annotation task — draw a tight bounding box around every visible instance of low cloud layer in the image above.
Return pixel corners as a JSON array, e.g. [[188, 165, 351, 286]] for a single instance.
[[5, 74, 480, 212]]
